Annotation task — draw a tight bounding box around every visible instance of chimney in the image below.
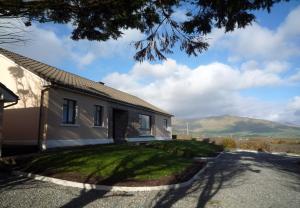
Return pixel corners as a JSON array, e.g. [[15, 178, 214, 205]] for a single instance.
[[98, 81, 105, 85]]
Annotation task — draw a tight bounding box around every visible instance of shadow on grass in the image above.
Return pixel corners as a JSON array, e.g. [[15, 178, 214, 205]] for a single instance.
[[59, 151, 183, 208], [2, 148, 299, 208], [14, 144, 191, 207], [59, 150, 247, 208]]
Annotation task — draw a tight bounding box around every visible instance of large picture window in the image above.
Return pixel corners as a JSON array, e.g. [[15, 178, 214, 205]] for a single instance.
[[139, 114, 151, 136], [62, 99, 77, 124], [94, 105, 103, 126]]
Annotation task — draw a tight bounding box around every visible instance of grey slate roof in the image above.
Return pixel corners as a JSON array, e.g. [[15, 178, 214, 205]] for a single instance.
[[0, 48, 171, 116]]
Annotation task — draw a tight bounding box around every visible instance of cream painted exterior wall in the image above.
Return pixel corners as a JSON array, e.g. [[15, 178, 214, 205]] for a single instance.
[[46, 87, 110, 141], [0, 54, 172, 149], [45, 87, 172, 145], [0, 55, 47, 145]]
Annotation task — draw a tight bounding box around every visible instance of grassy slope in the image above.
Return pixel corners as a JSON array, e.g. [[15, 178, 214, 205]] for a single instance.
[[173, 115, 300, 138], [19, 141, 222, 181]]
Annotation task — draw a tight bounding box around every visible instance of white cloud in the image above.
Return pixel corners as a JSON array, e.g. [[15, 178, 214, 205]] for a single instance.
[[171, 9, 188, 22], [264, 61, 290, 73], [76, 52, 96, 69], [2, 21, 70, 65], [206, 28, 226, 47], [277, 6, 300, 38], [288, 96, 300, 110], [288, 69, 300, 82], [239, 60, 289, 74], [274, 96, 300, 124], [103, 59, 299, 123], [68, 28, 144, 60], [207, 6, 300, 61], [2, 20, 143, 68], [227, 56, 241, 63]]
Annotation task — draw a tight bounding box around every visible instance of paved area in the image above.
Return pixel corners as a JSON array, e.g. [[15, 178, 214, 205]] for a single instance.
[[1, 151, 299, 208]]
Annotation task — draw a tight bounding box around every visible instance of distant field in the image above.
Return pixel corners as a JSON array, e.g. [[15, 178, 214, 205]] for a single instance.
[[174, 136, 300, 154], [173, 115, 300, 139]]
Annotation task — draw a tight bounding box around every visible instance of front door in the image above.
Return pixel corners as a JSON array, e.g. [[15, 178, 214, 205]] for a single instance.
[[113, 109, 128, 143]]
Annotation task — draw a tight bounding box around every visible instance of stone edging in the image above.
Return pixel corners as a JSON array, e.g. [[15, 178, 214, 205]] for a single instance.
[[12, 152, 224, 192]]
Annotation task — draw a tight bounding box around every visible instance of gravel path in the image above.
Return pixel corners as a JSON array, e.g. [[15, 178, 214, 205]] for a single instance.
[[1, 151, 299, 208]]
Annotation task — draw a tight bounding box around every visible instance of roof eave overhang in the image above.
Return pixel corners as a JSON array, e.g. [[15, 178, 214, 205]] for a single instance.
[[51, 83, 173, 117]]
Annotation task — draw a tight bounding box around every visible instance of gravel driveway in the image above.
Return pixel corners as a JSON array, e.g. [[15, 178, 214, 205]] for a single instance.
[[1, 151, 299, 208]]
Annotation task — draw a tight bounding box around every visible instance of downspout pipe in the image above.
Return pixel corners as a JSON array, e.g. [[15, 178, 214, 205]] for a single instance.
[[37, 86, 50, 151]]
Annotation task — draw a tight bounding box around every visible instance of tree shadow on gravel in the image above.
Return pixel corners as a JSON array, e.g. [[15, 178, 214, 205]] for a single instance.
[[2, 151, 299, 208], [151, 151, 300, 208], [151, 152, 254, 208], [241, 152, 300, 193], [59, 189, 133, 208], [2, 144, 198, 208], [0, 172, 33, 192]]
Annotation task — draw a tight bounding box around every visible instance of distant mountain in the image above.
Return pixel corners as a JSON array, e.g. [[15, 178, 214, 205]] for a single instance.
[[172, 115, 300, 138]]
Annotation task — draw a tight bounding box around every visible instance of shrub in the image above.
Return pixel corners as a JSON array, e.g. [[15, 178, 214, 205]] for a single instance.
[[221, 138, 237, 149], [260, 141, 271, 152], [238, 140, 271, 152]]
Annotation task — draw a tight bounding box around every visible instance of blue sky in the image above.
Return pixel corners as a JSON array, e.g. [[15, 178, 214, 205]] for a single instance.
[[2, 1, 300, 124]]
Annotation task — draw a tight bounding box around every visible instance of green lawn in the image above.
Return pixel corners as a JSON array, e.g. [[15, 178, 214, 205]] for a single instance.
[[18, 140, 222, 183]]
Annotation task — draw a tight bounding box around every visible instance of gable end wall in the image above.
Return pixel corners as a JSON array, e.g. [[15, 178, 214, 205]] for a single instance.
[[0, 55, 47, 145]]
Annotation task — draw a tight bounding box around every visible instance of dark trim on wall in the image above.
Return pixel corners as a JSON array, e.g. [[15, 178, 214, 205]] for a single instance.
[[37, 86, 50, 151]]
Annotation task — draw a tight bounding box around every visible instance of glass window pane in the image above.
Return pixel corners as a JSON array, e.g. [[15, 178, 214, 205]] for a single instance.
[[94, 105, 103, 126], [62, 99, 76, 124], [63, 104, 68, 123], [94, 111, 97, 126], [139, 114, 150, 129], [99, 106, 102, 125], [68, 101, 74, 123], [138, 114, 151, 136]]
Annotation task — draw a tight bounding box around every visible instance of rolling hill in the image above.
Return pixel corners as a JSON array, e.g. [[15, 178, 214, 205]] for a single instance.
[[172, 115, 300, 138]]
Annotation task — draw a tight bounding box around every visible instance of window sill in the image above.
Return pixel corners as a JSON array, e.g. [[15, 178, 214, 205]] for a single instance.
[[92, 125, 107, 128], [139, 129, 151, 131], [139, 135, 154, 137], [60, 123, 80, 127]]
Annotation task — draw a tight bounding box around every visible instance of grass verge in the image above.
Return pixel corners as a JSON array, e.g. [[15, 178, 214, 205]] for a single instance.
[[12, 140, 222, 185]]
